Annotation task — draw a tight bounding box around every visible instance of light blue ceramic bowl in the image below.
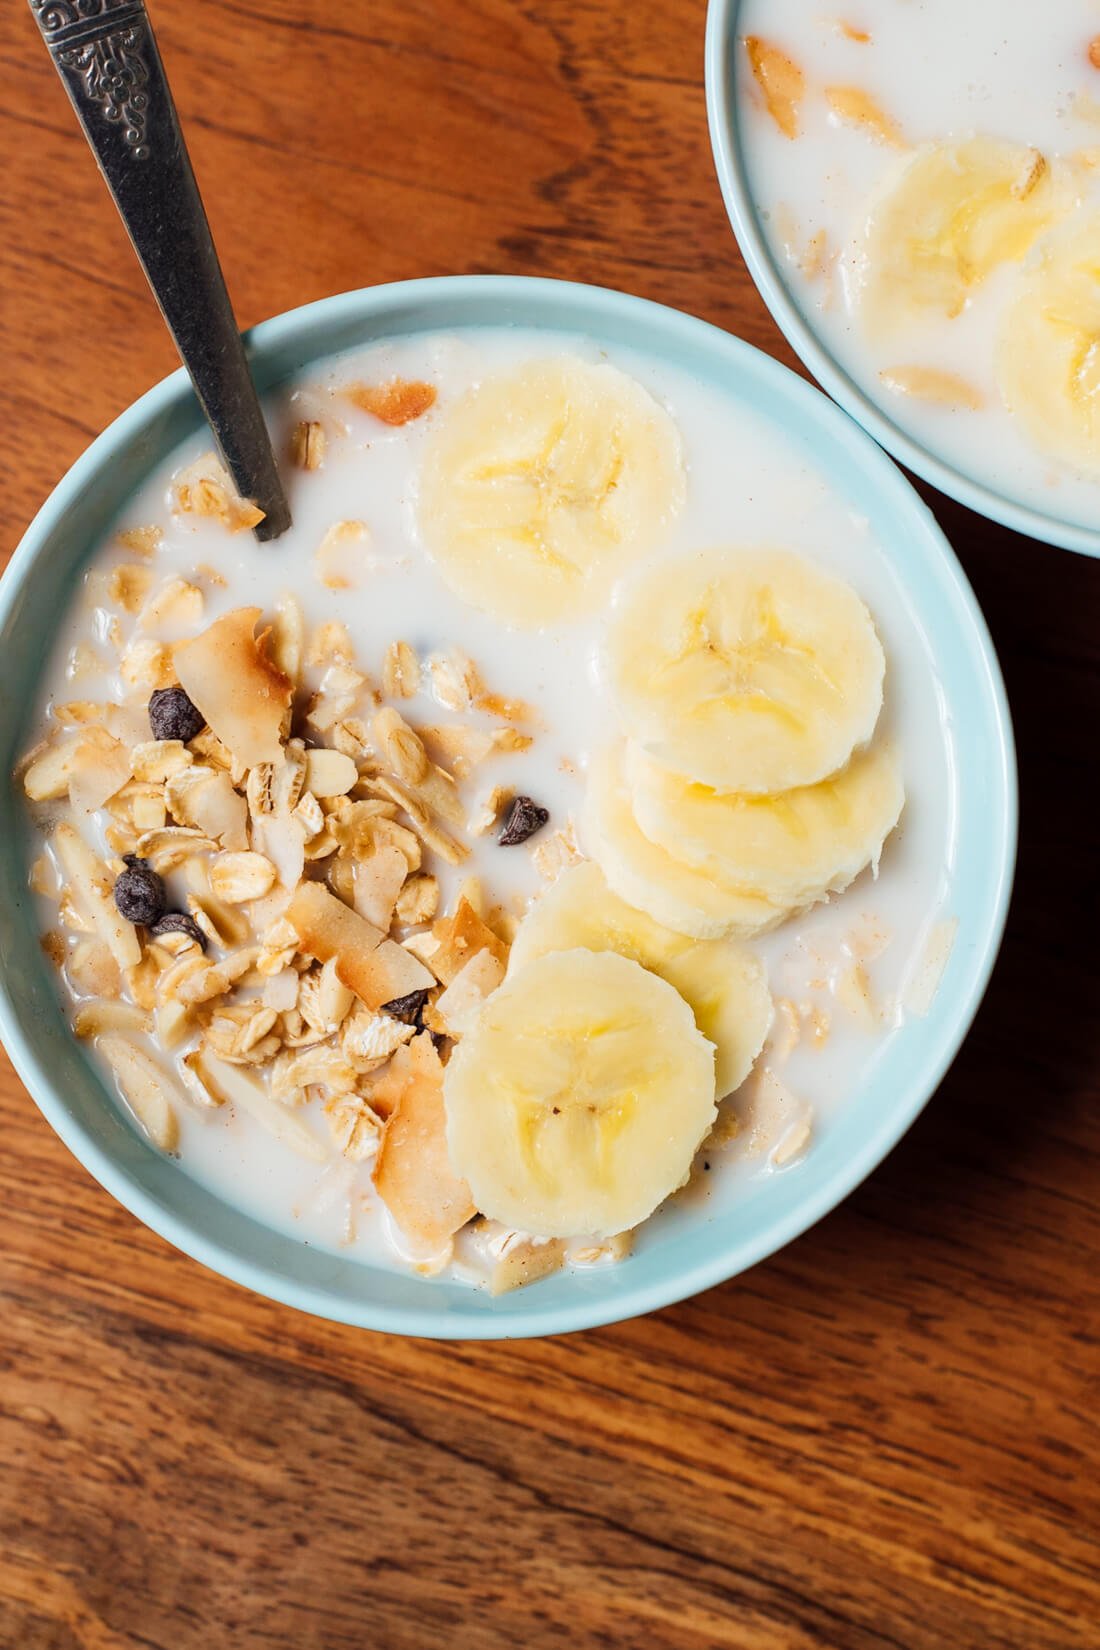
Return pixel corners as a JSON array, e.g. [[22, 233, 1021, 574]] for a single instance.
[[705, 0, 1100, 559], [0, 277, 1016, 1338]]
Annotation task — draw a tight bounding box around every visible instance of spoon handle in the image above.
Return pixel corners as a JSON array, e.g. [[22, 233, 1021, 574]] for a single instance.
[[27, 0, 291, 541]]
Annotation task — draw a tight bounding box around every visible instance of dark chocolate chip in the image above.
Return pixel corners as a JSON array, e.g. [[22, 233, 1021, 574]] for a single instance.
[[113, 859, 167, 926], [148, 685, 205, 744], [381, 988, 430, 1025], [498, 794, 549, 846], [149, 911, 208, 951]]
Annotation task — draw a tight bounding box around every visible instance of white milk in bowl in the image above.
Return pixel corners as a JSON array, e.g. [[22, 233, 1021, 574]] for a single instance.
[[737, 2, 1100, 535], [18, 326, 957, 1295]]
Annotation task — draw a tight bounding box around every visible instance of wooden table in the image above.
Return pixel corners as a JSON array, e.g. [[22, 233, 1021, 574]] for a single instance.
[[1, 4, 1097, 1646]]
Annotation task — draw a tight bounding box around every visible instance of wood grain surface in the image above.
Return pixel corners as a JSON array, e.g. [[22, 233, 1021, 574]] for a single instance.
[[1, 3, 1097, 1647]]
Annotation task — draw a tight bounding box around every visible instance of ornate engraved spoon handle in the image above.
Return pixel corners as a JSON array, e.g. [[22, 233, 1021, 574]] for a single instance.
[[26, 1, 291, 541]]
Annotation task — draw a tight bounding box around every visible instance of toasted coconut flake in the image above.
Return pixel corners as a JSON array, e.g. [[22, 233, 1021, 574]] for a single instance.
[[428, 947, 505, 1038], [98, 1035, 180, 1150], [382, 640, 420, 699], [286, 880, 386, 996], [116, 525, 163, 557], [305, 748, 358, 798], [431, 897, 509, 986], [745, 36, 804, 138], [825, 84, 903, 145], [353, 843, 409, 931], [53, 823, 141, 968], [108, 563, 153, 614], [210, 850, 277, 904], [193, 1050, 326, 1159], [880, 365, 983, 410], [290, 419, 326, 470], [372, 1035, 475, 1246], [174, 607, 291, 769], [394, 872, 439, 927], [314, 520, 371, 589], [346, 378, 437, 425], [174, 454, 265, 532]]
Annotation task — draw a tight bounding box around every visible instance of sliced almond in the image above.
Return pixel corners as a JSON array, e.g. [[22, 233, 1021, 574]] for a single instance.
[[74, 1001, 151, 1038], [745, 36, 804, 139], [174, 607, 291, 769], [155, 998, 194, 1051], [68, 937, 122, 1000], [209, 850, 277, 904], [98, 1035, 180, 1151], [305, 747, 358, 798], [880, 365, 984, 411], [372, 1034, 475, 1247], [427, 947, 505, 1038]]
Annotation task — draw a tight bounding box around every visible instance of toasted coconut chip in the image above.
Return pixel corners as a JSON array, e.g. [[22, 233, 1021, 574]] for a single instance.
[[191, 1051, 327, 1160], [314, 520, 371, 590], [74, 1001, 151, 1038], [108, 563, 154, 613], [427, 947, 505, 1038], [346, 378, 437, 425], [431, 897, 509, 986], [305, 748, 358, 798], [174, 607, 291, 770], [825, 84, 903, 145], [382, 640, 420, 699], [372, 1034, 475, 1247], [745, 35, 804, 138], [140, 577, 204, 634], [174, 454, 265, 532], [53, 823, 140, 969], [488, 1232, 566, 1296], [402, 930, 442, 974], [210, 850, 277, 904], [116, 525, 163, 557], [286, 880, 385, 992], [353, 844, 409, 932], [324, 1095, 382, 1163], [68, 937, 122, 1000], [98, 1035, 180, 1151], [394, 872, 439, 927]]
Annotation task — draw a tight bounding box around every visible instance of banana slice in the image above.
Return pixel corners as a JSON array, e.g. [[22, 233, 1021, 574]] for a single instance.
[[583, 746, 785, 940], [998, 211, 1100, 477], [849, 138, 1073, 341], [604, 549, 885, 794], [509, 860, 772, 1097], [444, 949, 717, 1237], [626, 740, 904, 908], [418, 357, 685, 627]]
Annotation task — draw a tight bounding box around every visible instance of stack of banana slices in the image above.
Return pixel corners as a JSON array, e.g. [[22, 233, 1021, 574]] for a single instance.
[[444, 548, 903, 1245], [849, 136, 1100, 477]]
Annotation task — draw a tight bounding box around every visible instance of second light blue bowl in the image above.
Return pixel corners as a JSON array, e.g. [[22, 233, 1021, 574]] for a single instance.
[[705, 0, 1100, 558], [0, 276, 1016, 1337]]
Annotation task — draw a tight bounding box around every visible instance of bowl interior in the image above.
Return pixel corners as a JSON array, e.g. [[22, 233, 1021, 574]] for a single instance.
[[0, 276, 1016, 1337], [705, 0, 1100, 559]]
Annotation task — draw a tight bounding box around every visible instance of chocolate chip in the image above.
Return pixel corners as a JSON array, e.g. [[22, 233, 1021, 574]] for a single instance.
[[498, 794, 549, 846], [113, 859, 167, 926], [381, 989, 430, 1025], [148, 685, 205, 743], [149, 911, 208, 951]]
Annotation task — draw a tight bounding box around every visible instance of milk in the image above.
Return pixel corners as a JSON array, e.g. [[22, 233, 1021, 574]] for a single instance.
[[24, 326, 956, 1284], [737, 0, 1100, 531]]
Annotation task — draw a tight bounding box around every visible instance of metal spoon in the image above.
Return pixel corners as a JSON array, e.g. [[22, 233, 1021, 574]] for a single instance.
[[26, 0, 291, 541]]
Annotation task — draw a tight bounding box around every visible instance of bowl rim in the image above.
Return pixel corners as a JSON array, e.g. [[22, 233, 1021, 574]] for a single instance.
[[704, 0, 1100, 560], [0, 273, 1018, 1338]]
